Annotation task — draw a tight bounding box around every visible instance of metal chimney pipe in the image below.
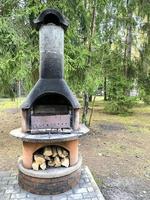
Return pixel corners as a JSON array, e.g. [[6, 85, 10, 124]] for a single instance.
[[39, 24, 64, 79], [34, 9, 69, 79]]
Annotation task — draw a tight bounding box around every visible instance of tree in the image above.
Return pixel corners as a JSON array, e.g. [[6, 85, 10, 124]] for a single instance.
[[0, 0, 150, 116], [137, 0, 150, 104]]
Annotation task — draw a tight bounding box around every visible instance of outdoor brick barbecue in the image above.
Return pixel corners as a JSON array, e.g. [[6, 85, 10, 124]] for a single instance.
[[10, 8, 89, 195]]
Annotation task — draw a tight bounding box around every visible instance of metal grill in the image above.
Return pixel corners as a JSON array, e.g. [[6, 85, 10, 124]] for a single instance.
[[31, 114, 70, 129]]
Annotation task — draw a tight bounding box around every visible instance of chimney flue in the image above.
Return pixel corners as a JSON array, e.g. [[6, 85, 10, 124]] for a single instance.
[[39, 24, 64, 79], [34, 9, 69, 79]]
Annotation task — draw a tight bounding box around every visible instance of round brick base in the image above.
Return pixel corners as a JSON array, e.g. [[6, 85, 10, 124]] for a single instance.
[[18, 168, 81, 195], [18, 156, 82, 195]]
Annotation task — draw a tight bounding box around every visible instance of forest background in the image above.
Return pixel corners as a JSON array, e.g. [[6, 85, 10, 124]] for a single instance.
[[0, 0, 150, 124]]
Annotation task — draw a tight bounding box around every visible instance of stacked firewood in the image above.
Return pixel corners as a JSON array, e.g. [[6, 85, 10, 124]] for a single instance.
[[32, 146, 69, 171]]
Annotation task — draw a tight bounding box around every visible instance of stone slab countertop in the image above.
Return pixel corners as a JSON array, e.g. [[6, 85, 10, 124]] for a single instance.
[[10, 124, 89, 143]]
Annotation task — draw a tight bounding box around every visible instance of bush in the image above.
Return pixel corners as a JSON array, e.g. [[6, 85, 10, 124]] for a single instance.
[[104, 96, 137, 114], [139, 90, 150, 105], [143, 95, 150, 105]]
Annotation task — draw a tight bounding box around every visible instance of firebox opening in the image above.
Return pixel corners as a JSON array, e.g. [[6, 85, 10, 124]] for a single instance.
[[32, 145, 70, 170], [30, 93, 74, 130], [33, 93, 72, 107], [43, 13, 60, 26]]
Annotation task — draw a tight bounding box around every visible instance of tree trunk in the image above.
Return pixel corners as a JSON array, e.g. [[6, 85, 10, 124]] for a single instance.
[[124, 0, 132, 76], [82, 93, 89, 124], [123, 0, 132, 95], [104, 76, 107, 101], [18, 80, 21, 97], [89, 95, 92, 102], [82, 0, 97, 124], [88, 95, 96, 126]]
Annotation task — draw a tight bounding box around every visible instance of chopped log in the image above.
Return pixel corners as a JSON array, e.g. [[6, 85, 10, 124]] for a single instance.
[[54, 156, 61, 167], [40, 162, 46, 170], [48, 158, 55, 167], [43, 147, 52, 157], [62, 149, 69, 157], [34, 154, 45, 165], [57, 147, 65, 158], [32, 162, 39, 171], [44, 156, 51, 161], [52, 147, 57, 157], [61, 157, 69, 167]]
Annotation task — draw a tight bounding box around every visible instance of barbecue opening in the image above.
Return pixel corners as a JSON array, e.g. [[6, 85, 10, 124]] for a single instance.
[[32, 145, 70, 170], [31, 93, 73, 130]]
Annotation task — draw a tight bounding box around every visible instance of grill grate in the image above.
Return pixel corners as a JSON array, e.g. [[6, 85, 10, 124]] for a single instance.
[[31, 114, 70, 129]]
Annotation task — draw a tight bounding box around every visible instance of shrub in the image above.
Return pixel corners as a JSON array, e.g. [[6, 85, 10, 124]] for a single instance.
[[104, 96, 137, 114], [143, 95, 150, 105]]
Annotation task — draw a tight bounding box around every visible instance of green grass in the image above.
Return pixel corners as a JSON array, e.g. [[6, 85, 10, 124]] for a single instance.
[[0, 98, 24, 111], [88, 96, 150, 128]]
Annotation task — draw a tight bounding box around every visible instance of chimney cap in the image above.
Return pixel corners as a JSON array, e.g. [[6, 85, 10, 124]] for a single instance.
[[34, 8, 69, 31]]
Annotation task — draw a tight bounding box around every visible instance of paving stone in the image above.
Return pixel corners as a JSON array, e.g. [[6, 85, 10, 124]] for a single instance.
[[2, 176, 16, 181], [27, 193, 51, 200], [79, 178, 85, 183], [11, 193, 27, 199], [11, 172, 18, 176], [63, 190, 73, 195], [14, 184, 21, 190], [0, 190, 3, 193], [83, 198, 92, 200], [5, 188, 20, 194], [34, 195, 51, 200], [83, 192, 98, 198], [74, 187, 88, 193], [87, 187, 94, 192], [18, 199, 35, 200], [0, 194, 11, 200], [1, 185, 13, 190], [8, 180, 18, 185], [0, 180, 8, 185], [52, 194, 67, 200], [0, 166, 105, 200], [0, 171, 11, 177], [84, 177, 91, 183], [26, 193, 39, 198], [68, 194, 83, 199]]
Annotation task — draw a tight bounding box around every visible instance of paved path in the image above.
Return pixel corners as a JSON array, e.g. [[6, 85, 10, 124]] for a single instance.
[[0, 166, 105, 200]]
